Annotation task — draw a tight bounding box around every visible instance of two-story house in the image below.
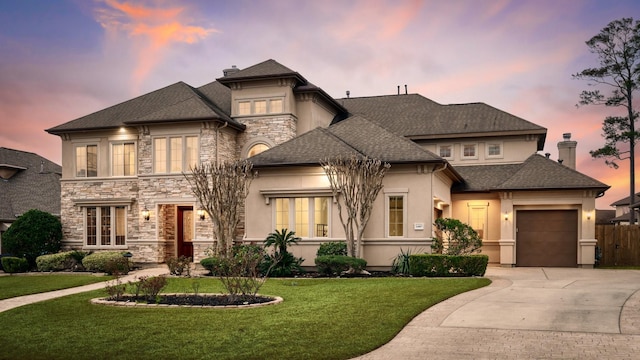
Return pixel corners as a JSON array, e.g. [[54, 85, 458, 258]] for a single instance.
[[47, 59, 608, 268]]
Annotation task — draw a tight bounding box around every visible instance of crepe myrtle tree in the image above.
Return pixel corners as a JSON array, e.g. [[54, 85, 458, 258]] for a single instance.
[[573, 17, 640, 224], [185, 160, 255, 256], [321, 155, 390, 258]]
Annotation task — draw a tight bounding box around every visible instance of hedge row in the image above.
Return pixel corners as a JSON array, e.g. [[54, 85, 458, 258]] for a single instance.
[[409, 254, 488, 277], [35, 251, 88, 272], [314, 255, 367, 276], [82, 251, 130, 274], [1, 257, 29, 273]]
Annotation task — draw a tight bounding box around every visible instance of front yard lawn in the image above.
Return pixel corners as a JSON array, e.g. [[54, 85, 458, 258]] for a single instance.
[[0, 274, 112, 300], [0, 276, 489, 360]]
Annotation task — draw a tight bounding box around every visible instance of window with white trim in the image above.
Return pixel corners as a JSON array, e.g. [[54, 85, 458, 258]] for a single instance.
[[75, 144, 98, 177], [462, 143, 478, 159], [111, 142, 136, 176], [153, 136, 198, 173], [85, 206, 127, 247], [486, 143, 503, 158], [235, 97, 284, 115], [387, 195, 405, 237], [438, 144, 453, 159], [274, 197, 330, 238]]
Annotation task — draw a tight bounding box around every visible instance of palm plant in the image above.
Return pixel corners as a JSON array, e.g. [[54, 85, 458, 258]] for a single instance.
[[263, 229, 304, 276]]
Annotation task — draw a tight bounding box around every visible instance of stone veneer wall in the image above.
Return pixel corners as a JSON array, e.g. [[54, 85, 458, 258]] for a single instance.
[[236, 115, 297, 157]]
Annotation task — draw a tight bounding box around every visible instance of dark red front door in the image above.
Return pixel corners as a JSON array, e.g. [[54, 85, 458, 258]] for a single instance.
[[177, 206, 194, 258]]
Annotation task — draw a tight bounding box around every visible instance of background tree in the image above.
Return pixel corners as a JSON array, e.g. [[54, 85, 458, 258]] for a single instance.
[[185, 160, 254, 255], [573, 17, 640, 224], [432, 218, 482, 255], [321, 155, 390, 257], [2, 209, 62, 267]]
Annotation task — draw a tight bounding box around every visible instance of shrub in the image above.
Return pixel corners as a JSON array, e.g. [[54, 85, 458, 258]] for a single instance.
[[82, 251, 130, 274], [432, 218, 482, 255], [207, 244, 267, 300], [1, 209, 63, 267], [199, 256, 221, 275], [1, 257, 29, 273], [138, 275, 168, 301], [316, 241, 348, 257], [167, 256, 192, 276], [263, 229, 304, 277], [409, 254, 488, 277], [36, 251, 76, 272], [315, 255, 367, 276]]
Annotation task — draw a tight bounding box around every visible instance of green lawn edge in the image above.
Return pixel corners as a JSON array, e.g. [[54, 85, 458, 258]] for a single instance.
[[0, 274, 112, 300]]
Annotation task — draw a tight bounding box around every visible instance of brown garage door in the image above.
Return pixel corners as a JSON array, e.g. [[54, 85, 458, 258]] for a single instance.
[[516, 210, 578, 267]]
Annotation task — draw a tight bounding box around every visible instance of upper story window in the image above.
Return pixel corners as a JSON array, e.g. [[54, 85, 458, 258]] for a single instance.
[[235, 97, 284, 116], [462, 143, 478, 160], [486, 143, 503, 158], [274, 197, 330, 238], [76, 144, 98, 177], [247, 143, 270, 158], [154, 136, 198, 173], [111, 142, 136, 176], [438, 144, 453, 159]]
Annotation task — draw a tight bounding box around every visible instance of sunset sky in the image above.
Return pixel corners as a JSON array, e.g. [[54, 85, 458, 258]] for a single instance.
[[1, 0, 639, 209]]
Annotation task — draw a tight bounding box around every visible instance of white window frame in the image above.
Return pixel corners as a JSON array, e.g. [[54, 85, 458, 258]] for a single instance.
[[272, 197, 331, 239], [461, 143, 479, 160], [74, 143, 98, 178], [485, 142, 503, 159], [437, 144, 454, 160], [153, 135, 199, 174], [110, 141, 136, 177], [235, 97, 285, 116], [384, 189, 408, 238], [83, 205, 128, 249]]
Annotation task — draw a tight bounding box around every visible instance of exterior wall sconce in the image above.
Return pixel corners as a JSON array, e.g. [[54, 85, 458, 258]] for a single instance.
[[504, 212, 509, 221], [141, 206, 150, 221], [197, 208, 206, 220], [587, 211, 592, 220]]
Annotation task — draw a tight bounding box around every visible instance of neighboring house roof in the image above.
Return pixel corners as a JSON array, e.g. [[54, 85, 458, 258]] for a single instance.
[[217, 59, 348, 115], [250, 116, 459, 176], [610, 193, 640, 207], [595, 209, 616, 224], [0, 147, 61, 222], [609, 211, 639, 223], [453, 154, 609, 193], [46, 81, 244, 134], [339, 95, 547, 150]]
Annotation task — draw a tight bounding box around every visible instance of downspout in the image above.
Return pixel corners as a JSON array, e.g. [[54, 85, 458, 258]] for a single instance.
[[215, 121, 228, 163]]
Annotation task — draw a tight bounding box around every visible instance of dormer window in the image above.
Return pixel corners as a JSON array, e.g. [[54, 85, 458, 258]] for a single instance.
[[486, 143, 503, 158], [235, 97, 284, 116], [462, 143, 478, 160]]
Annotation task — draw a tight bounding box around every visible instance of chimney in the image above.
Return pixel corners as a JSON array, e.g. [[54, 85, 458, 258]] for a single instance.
[[222, 65, 240, 77], [557, 132, 577, 170]]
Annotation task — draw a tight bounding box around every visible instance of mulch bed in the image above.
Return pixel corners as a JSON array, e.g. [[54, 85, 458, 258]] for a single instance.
[[104, 294, 276, 306]]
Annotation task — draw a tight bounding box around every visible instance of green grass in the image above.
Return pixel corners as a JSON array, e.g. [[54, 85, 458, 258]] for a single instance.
[[0, 277, 490, 360], [0, 274, 112, 300]]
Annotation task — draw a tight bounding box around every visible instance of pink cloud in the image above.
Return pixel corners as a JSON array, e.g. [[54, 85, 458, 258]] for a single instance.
[[94, 0, 218, 94]]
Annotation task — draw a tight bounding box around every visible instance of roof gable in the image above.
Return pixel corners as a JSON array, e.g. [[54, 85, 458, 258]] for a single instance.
[[454, 154, 609, 192], [217, 59, 306, 84]]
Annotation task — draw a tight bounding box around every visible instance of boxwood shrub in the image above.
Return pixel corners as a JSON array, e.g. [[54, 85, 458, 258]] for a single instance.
[[316, 241, 348, 257], [82, 251, 130, 274], [1, 257, 29, 273], [315, 255, 367, 276], [36, 251, 88, 272], [409, 254, 488, 277]]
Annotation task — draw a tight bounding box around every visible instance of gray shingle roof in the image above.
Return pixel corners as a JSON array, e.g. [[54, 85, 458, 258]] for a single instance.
[[453, 154, 609, 192], [46, 81, 243, 134], [217, 59, 306, 84], [250, 115, 447, 167], [339, 95, 547, 149], [0, 148, 61, 222], [610, 193, 640, 207]]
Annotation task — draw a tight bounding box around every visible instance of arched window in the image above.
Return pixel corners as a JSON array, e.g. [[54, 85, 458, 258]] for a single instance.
[[247, 143, 270, 158]]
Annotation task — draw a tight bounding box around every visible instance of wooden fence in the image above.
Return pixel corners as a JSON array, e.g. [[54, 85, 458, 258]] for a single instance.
[[595, 225, 640, 266]]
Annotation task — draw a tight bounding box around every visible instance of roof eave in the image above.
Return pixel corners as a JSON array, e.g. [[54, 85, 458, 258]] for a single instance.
[[408, 129, 547, 140]]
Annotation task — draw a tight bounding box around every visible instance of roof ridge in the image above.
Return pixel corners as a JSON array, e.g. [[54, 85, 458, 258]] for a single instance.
[[318, 127, 367, 158]]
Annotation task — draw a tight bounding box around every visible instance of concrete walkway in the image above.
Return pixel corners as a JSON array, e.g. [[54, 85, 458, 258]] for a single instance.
[[354, 267, 640, 359], [0, 266, 169, 313]]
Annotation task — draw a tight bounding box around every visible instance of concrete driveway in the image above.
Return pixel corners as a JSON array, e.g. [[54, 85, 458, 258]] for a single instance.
[[354, 267, 640, 359]]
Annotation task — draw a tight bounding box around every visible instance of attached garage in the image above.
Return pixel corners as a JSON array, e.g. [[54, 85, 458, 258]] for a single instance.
[[515, 210, 578, 267]]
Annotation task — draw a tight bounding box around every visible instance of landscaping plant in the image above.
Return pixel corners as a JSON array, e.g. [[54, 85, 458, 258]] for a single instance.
[[262, 229, 304, 277], [204, 244, 267, 300], [1, 209, 62, 268], [432, 218, 482, 255]]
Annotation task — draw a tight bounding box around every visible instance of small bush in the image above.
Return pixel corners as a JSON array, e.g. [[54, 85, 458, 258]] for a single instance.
[[432, 218, 482, 255], [1, 209, 63, 267], [167, 256, 192, 276], [1, 257, 29, 273], [409, 254, 488, 277], [315, 255, 367, 276], [199, 256, 221, 275], [82, 251, 130, 274], [263, 229, 304, 277], [316, 241, 348, 257], [139, 275, 168, 301], [206, 244, 267, 299], [391, 248, 420, 276], [36, 251, 75, 272]]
